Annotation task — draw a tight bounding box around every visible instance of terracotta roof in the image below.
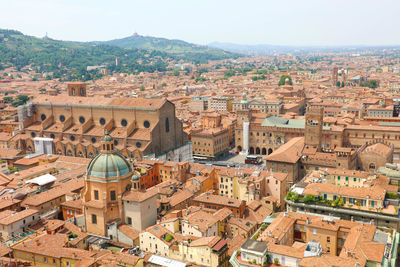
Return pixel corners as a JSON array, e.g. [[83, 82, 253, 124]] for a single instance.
[[118, 224, 139, 240], [122, 188, 158, 203], [193, 192, 243, 208], [0, 209, 38, 225], [265, 137, 304, 163]]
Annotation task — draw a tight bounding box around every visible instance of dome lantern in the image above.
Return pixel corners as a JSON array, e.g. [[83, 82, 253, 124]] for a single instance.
[[86, 131, 132, 179], [101, 130, 114, 153]]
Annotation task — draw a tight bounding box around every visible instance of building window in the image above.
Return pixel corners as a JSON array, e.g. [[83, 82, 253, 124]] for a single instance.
[[94, 190, 99, 200], [369, 163, 375, 170], [144, 120, 150, 128], [165, 118, 170, 132], [327, 236, 330, 243], [121, 119, 128, 127], [136, 142, 142, 148], [92, 214, 97, 224], [313, 229, 317, 235], [127, 217, 132, 225], [50, 133, 55, 139], [79, 116, 85, 124], [70, 135, 75, 141], [110, 190, 116, 201], [59, 115, 66, 122], [99, 118, 106, 125], [41, 114, 47, 121]]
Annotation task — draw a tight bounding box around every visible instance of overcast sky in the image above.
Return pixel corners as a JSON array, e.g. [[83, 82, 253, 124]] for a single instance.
[[1, 0, 400, 46]]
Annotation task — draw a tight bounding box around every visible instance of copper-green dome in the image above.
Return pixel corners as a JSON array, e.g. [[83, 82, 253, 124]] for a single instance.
[[87, 153, 132, 179]]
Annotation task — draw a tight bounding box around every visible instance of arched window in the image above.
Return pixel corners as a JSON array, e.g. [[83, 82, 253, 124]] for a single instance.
[[71, 89, 75, 96], [369, 163, 376, 170], [80, 88, 85, 96], [165, 118, 170, 133]]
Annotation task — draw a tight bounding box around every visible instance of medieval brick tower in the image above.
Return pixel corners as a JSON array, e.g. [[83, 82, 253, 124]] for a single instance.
[[67, 82, 87, 97], [304, 106, 323, 151]]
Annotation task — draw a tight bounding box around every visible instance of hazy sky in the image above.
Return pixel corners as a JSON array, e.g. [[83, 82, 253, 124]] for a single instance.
[[1, 0, 400, 46]]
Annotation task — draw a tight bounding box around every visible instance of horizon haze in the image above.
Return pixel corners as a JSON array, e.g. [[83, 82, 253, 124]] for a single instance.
[[1, 0, 400, 47]]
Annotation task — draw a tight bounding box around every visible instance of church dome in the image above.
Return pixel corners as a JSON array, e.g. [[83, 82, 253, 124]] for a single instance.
[[87, 153, 132, 179], [87, 131, 132, 179]]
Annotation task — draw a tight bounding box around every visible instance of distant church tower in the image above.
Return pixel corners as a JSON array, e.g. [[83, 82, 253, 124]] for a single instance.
[[67, 82, 87, 97], [304, 106, 323, 151]]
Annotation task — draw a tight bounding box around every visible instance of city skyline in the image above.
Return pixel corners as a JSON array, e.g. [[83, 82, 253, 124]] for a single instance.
[[2, 0, 400, 46]]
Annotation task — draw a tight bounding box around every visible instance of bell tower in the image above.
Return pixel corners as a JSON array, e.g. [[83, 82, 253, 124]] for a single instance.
[[304, 106, 323, 151], [67, 82, 87, 97]]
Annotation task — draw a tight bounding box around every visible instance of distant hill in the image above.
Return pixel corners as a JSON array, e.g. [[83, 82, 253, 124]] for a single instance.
[[80, 34, 240, 62], [0, 29, 173, 80], [0, 29, 240, 81]]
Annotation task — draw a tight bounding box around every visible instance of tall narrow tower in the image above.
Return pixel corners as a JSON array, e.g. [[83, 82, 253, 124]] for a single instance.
[[332, 66, 338, 86], [304, 106, 323, 151]]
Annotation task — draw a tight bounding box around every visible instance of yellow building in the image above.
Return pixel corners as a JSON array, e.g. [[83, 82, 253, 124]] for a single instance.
[[12, 233, 96, 267]]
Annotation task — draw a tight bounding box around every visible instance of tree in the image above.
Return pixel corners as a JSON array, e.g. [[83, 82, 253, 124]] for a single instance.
[[278, 75, 292, 86], [3, 96, 13, 103], [361, 80, 378, 89], [139, 85, 145, 91], [303, 194, 315, 203], [273, 258, 280, 265], [173, 69, 180, 76], [251, 75, 266, 81], [17, 95, 29, 103]]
